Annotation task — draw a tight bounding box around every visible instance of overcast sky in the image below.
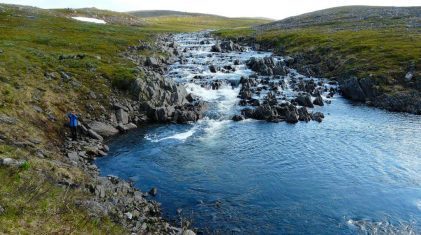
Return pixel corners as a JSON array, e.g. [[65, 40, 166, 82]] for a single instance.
[[1, 0, 420, 19]]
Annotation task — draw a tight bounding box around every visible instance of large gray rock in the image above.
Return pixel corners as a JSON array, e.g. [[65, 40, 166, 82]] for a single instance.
[[340, 77, 366, 101], [295, 93, 314, 108], [0, 158, 25, 167], [87, 121, 119, 137], [116, 108, 129, 124], [88, 129, 104, 141], [132, 73, 188, 108]]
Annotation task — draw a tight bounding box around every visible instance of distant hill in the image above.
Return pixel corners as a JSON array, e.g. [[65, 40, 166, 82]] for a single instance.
[[54, 7, 146, 25], [129, 10, 224, 18], [255, 5, 421, 31]]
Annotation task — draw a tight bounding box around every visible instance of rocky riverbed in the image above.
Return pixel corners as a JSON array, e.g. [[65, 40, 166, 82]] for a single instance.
[[95, 31, 421, 234]]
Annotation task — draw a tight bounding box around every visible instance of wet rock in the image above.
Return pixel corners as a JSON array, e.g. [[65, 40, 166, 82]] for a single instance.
[[311, 112, 325, 122], [295, 93, 314, 108], [284, 105, 299, 123], [232, 115, 245, 122], [298, 107, 311, 122], [211, 44, 222, 53], [87, 121, 119, 137], [209, 65, 217, 73], [340, 77, 366, 101], [313, 94, 324, 106], [149, 187, 158, 197]]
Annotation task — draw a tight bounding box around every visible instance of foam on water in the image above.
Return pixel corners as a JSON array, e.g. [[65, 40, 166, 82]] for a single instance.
[[145, 126, 198, 142]]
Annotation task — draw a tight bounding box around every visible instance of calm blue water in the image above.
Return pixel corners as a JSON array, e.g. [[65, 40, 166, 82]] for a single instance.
[[97, 33, 421, 234]]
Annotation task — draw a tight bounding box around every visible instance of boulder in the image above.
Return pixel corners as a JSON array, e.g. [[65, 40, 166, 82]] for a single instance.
[[0, 158, 26, 167], [232, 115, 245, 122], [285, 105, 299, 123], [313, 94, 324, 106], [145, 57, 159, 67], [340, 77, 366, 101], [182, 230, 196, 235], [116, 108, 129, 124], [298, 107, 311, 122], [149, 187, 158, 197], [311, 112, 325, 122], [295, 93, 314, 108], [87, 121, 119, 137], [209, 65, 217, 73], [211, 44, 222, 53], [88, 129, 104, 141]]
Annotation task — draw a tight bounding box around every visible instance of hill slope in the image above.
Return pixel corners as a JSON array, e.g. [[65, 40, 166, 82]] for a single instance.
[[255, 6, 421, 31], [129, 10, 222, 18], [217, 6, 421, 114]]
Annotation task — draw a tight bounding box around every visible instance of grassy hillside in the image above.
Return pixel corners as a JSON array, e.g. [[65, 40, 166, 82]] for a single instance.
[[129, 10, 222, 18], [0, 3, 269, 233], [216, 6, 420, 110]]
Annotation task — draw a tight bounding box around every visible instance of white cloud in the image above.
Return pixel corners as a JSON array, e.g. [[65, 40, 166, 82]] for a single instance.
[[1, 0, 420, 19]]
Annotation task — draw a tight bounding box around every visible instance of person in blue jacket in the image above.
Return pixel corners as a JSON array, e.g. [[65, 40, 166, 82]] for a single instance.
[[67, 111, 79, 140]]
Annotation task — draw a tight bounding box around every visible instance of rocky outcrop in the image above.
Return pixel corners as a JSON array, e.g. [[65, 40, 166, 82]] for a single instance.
[[339, 77, 366, 101], [246, 57, 287, 76], [87, 121, 119, 137]]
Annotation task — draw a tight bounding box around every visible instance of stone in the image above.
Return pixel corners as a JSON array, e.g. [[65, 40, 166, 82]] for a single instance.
[[313, 94, 324, 106], [311, 112, 325, 122], [87, 121, 119, 137], [102, 145, 110, 152], [0, 205, 4, 215], [67, 152, 79, 161], [211, 44, 222, 52], [116, 109, 129, 125], [340, 77, 366, 101], [232, 115, 245, 122], [298, 107, 311, 122], [182, 230, 196, 235], [88, 129, 104, 141], [0, 158, 25, 167], [209, 65, 217, 73], [149, 187, 157, 197], [295, 93, 314, 108], [0, 115, 17, 125], [125, 212, 133, 220], [145, 57, 159, 67]]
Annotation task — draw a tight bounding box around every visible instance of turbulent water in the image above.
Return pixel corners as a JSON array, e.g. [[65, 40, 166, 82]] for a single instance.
[[97, 32, 421, 234]]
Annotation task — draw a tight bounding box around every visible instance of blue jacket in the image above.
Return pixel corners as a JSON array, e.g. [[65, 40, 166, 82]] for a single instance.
[[68, 113, 78, 127]]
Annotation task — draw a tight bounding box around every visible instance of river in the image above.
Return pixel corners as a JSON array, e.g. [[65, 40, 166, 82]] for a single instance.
[[97, 32, 421, 234]]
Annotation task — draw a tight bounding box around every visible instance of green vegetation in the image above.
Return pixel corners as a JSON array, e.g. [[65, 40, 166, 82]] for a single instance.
[[216, 7, 420, 91], [143, 15, 271, 31], [0, 3, 271, 233]]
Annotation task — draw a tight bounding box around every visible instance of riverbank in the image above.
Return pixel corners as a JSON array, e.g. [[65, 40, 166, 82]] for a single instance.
[[0, 4, 267, 233], [214, 6, 421, 114]]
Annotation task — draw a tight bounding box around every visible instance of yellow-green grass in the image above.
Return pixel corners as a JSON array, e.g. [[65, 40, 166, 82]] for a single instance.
[[143, 15, 272, 31]]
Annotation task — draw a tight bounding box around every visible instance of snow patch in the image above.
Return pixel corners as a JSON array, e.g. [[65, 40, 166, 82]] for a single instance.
[[71, 17, 106, 24]]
